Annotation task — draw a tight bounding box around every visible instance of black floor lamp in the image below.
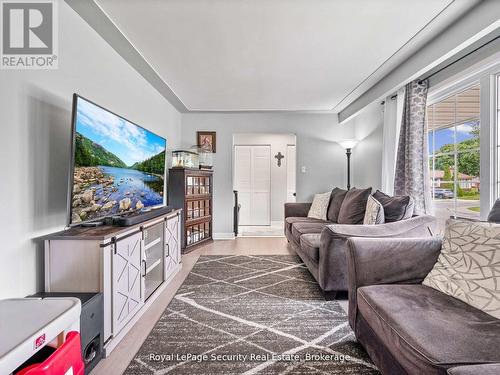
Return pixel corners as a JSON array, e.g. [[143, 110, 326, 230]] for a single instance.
[[338, 140, 358, 190]]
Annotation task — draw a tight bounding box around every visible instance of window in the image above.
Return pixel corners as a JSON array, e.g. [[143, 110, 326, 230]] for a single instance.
[[427, 85, 480, 227]]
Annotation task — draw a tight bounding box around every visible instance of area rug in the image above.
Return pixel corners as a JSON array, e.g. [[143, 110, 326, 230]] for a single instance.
[[125, 255, 379, 374]]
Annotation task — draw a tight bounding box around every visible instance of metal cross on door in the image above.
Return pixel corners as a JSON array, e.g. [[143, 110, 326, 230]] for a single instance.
[[275, 152, 284, 167]]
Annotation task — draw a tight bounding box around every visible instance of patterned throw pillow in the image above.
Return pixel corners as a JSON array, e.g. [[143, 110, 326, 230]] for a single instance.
[[423, 219, 500, 319], [307, 192, 331, 220], [363, 195, 385, 225]]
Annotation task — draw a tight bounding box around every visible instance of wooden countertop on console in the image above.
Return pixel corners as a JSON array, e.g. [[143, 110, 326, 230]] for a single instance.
[[42, 209, 181, 241]]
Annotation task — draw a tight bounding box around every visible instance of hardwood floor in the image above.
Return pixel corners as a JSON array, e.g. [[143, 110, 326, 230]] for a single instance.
[[90, 237, 344, 375], [194, 237, 295, 255]]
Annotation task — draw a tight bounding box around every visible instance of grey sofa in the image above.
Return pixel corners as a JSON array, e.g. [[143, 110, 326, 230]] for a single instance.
[[346, 236, 500, 375], [284, 202, 436, 299]]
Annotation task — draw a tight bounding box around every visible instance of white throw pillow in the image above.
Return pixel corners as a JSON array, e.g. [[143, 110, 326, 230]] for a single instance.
[[307, 192, 331, 220], [363, 195, 385, 225], [423, 219, 500, 319]]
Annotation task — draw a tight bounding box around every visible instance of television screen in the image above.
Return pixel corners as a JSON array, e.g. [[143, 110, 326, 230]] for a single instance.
[[69, 95, 166, 225]]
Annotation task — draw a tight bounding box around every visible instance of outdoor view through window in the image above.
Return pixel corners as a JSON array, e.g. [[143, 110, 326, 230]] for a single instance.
[[427, 84, 480, 229]]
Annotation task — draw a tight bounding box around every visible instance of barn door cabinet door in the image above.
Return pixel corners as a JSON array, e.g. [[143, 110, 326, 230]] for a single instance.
[[112, 231, 144, 335], [165, 214, 181, 280]]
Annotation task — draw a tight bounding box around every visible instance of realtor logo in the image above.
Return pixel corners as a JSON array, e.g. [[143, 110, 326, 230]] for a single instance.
[[1, 0, 58, 69]]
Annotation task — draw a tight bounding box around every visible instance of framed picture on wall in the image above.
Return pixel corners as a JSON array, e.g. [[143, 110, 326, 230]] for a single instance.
[[197, 131, 216, 153]]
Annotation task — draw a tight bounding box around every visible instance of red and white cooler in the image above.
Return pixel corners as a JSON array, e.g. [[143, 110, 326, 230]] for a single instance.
[[0, 298, 83, 375]]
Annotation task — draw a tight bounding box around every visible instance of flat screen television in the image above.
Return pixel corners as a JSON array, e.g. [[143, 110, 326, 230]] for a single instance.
[[68, 94, 167, 225]]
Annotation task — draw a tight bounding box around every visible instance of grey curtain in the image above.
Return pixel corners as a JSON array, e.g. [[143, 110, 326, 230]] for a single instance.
[[394, 80, 430, 215]]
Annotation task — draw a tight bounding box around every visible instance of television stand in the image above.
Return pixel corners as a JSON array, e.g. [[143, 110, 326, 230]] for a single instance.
[[42, 209, 182, 357]]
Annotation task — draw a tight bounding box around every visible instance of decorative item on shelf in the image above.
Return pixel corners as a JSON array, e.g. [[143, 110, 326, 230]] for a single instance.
[[337, 139, 359, 190], [197, 131, 216, 153], [197, 146, 213, 170], [171, 150, 199, 169]]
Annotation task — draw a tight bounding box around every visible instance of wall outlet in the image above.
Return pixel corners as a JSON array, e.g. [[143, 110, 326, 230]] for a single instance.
[[301, 166, 306, 173]]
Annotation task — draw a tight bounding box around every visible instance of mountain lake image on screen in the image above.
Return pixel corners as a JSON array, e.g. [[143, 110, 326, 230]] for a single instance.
[[70, 96, 167, 224]]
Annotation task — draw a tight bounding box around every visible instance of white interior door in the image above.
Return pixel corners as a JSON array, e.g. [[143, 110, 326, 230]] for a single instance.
[[252, 146, 271, 225], [286, 145, 296, 203], [234, 145, 271, 225]]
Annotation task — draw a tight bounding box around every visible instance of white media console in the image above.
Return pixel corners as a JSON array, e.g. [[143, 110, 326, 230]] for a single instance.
[[43, 209, 182, 355]]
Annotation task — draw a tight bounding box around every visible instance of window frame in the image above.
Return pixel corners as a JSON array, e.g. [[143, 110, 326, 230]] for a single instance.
[[427, 84, 481, 219], [427, 58, 500, 220]]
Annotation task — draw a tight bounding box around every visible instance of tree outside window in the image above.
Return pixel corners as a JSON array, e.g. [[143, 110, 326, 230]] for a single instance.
[[427, 85, 480, 230]]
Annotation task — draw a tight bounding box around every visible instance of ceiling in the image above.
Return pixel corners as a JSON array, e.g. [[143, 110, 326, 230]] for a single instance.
[[95, 0, 456, 112]]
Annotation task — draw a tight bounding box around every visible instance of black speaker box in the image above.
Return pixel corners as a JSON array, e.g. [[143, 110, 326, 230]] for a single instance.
[[30, 292, 104, 374]]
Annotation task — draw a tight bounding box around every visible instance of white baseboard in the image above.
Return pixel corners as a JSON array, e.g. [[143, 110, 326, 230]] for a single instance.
[[213, 233, 236, 240]]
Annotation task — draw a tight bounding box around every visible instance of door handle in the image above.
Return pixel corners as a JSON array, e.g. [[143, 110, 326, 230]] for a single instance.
[[142, 259, 147, 277], [293, 193, 296, 197]]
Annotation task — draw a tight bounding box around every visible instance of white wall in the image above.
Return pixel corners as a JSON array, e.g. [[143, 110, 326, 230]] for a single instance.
[[351, 101, 385, 192], [0, 2, 182, 299], [233, 133, 296, 223], [181, 112, 385, 236]]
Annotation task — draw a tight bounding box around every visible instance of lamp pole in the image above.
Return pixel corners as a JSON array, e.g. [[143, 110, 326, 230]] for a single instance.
[[338, 139, 357, 191], [346, 148, 352, 190]]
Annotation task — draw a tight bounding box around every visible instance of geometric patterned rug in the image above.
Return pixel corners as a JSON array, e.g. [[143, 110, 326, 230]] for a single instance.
[[124, 255, 379, 374]]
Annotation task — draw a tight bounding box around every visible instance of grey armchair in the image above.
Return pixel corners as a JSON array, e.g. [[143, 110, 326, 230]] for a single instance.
[[346, 237, 500, 375], [346, 237, 442, 333]]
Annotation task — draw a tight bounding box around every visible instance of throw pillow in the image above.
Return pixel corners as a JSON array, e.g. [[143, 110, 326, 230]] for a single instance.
[[373, 190, 414, 222], [363, 195, 385, 225], [327, 187, 348, 223], [423, 219, 500, 320], [487, 199, 500, 223], [337, 187, 372, 224], [307, 192, 331, 220]]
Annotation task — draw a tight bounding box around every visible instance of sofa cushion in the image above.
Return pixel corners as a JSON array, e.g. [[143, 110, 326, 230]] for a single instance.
[[327, 187, 348, 223], [300, 234, 321, 263], [337, 187, 372, 224], [358, 284, 500, 374], [307, 192, 331, 220], [363, 195, 385, 225], [423, 219, 500, 320], [291, 221, 329, 245], [373, 190, 414, 222], [285, 217, 326, 241]]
